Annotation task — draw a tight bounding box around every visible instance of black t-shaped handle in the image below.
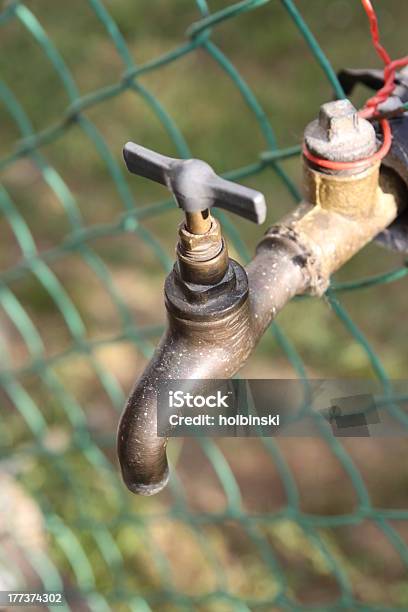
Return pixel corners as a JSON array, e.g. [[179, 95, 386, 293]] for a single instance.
[[123, 142, 267, 224]]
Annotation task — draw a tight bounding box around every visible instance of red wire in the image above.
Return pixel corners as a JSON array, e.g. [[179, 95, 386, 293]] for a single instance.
[[304, 0, 408, 171], [303, 118, 391, 170], [361, 0, 390, 65]]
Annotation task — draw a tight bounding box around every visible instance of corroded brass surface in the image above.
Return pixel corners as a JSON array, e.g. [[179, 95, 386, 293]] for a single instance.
[[303, 160, 380, 218], [277, 166, 401, 295], [304, 99, 377, 163]]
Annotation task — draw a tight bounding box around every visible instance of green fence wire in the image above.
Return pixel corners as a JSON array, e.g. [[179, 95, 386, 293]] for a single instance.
[[0, 0, 407, 610]]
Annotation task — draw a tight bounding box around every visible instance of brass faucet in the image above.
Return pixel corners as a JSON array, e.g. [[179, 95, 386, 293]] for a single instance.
[[118, 100, 407, 495]]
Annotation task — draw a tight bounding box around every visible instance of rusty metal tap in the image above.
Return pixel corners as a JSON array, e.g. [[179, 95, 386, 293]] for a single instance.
[[117, 101, 406, 496]]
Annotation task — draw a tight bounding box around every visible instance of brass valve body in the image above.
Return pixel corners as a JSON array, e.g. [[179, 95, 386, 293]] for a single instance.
[[303, 161, 380, 218]]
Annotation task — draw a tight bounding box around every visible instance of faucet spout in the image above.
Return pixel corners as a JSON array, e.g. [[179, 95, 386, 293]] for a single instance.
[[117, 239, 308, 495], [117, 292, 255, 495]]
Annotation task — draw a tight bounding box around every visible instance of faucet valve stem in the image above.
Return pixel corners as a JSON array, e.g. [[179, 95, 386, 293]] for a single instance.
[[123, 142, 267, 285], [185, 210, 211, 234]]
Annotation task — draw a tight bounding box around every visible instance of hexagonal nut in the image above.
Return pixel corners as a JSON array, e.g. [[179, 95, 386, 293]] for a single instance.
[[178, 215, 222, 259], [304, 99, 378, 163]]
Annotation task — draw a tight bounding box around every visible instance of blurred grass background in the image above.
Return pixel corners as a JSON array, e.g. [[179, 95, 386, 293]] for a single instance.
[[1, 0, 408, 610]]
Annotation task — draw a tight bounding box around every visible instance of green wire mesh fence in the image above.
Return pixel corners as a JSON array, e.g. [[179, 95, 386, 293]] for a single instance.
[[1, 0, 408, 610]]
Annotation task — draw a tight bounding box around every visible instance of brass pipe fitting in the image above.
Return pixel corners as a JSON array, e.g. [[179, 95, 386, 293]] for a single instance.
[[177, 215, 229, 285], [259, 169, 401, 296], [303, 161, 380, 218]]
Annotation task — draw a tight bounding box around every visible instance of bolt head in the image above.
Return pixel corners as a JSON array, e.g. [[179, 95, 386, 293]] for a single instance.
[[304, 99, 377, 164], [318, 99, 359, 141]]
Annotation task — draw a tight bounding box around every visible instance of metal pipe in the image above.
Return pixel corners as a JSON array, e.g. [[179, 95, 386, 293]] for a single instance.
[[117, 168, 404, 495]]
